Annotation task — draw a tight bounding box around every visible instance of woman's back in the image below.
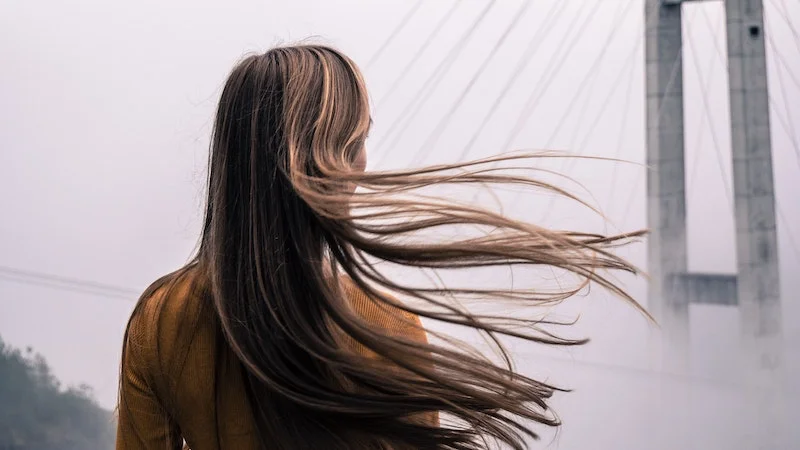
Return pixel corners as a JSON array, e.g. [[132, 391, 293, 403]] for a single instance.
[[116, 44, 644, 449], [118, 268, 431, 450]]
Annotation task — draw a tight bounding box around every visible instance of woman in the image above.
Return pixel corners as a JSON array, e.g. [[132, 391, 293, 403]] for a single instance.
[[117, 44, 644, 450]]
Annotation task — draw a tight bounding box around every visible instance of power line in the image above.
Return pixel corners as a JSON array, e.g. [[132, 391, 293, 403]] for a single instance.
[[601, 1, 669, 221], [456, 0, 568, 162], [765, 20, 800, 171], [375, 1, 461, 109], [0, 265, 140, 300], [456, 1, 573, 208], [365, 0, 425, 70], [685, 7, 733, 211], [0, 265, 139, 295], [509, 0, 658, 217], [0, 274, 136, 301], [766, 88, 800, 170], [500, 1, 606, 153], [768, 0, 800, 57], [562, 2, 658, 174], [763, 17, 800, 264], [605, 40, 638, 217], [463, 1, 607, 206], [536, 33, 641, 221], [374, 1, 498, 164], [701, 4, 800, 172], [526, 0, 640, 224], [410, 0, 534, 166], [378, 0, 497, 154], [766, 31, 800, 92], [776, 202, 800, 264], [686, 5, 725, 206], [696, 6, 800, 264], [540, 0, 637, 151], [616, 5, 692, 227]]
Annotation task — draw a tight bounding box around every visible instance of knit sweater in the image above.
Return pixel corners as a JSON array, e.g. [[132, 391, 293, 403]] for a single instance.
[[116, 272, 433, 449]]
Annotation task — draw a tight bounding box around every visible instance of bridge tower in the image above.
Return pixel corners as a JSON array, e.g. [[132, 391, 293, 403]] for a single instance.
[[646, 0, 782, 445]]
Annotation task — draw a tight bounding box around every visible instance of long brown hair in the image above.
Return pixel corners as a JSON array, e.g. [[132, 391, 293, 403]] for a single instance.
[[121, 44, 645, 449]]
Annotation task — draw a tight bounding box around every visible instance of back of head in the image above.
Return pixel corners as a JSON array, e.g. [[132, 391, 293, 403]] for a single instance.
[[128, 44, 646, 450], [201, 45, 442, 449]]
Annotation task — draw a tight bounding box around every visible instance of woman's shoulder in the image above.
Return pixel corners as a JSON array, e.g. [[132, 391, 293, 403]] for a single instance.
[[125, 265, 211, 371], [338, 276, 425, 340], [131, 266, 206, 323]]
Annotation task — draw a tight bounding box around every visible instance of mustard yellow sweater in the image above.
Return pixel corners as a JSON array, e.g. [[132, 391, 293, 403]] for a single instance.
[[116, 274, 433, 450]]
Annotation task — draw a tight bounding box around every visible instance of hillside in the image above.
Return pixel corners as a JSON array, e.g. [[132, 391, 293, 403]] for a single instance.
[[0, 336, 115, 450]]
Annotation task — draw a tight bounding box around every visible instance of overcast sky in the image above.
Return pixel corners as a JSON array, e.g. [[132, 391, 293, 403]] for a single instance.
[[2, 0, 799, 448]]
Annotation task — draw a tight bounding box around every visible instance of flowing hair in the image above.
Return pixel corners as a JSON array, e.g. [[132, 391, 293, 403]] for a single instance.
[[119, 44, 646, 450]]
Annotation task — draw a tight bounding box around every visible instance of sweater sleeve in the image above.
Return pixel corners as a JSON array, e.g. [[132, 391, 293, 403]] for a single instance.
[[116, 303, 183, 450]]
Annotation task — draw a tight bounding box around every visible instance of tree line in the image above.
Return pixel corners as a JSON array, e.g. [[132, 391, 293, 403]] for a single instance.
[[0, 335, 115, 450]]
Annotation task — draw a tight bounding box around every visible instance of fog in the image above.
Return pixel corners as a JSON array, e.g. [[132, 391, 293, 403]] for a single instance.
[[1, 0, 799, 448]]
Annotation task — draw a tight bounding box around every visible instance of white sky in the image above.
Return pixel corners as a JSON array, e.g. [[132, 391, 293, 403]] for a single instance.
[[1, 0, 799, 448]]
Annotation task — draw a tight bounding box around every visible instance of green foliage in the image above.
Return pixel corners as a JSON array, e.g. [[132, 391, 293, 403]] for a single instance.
[[0, 336, 115, 450]]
